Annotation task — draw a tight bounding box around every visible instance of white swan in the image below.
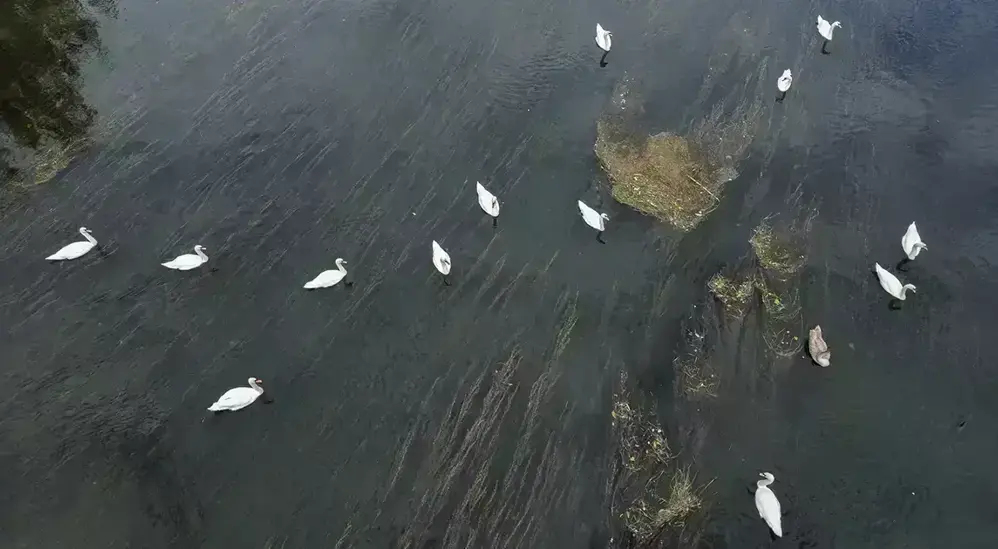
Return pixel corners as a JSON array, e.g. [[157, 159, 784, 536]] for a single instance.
[[901, 222, 927, 260], [162, 245, 208, 271], [755, 472, 783, 537], [46, 227, 98, 261], [595, 24, 612, 52], [476, 181, 500, 226], [208, 377, 265, 412], [875, 262, 916, 300], [578, 200, 609, 243], [432, 240, 452, 284], [304, 258, 349, 289], [817, 16, 842, 42], [777, 69, 793, 94]]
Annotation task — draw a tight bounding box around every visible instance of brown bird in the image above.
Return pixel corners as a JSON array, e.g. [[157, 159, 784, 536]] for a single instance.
[[808, 325, 831, 367]]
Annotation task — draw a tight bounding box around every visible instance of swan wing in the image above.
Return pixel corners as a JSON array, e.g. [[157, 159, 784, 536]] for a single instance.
[[304, 269, 346, 289], [432, 241, 452, 275], [208, 387, 260, 411], [808, 326, 830, 365], [595, 24, 611, 50], [46, 241, 96, 261], [817, 16, 832, 39], [162, 254, 204, 270], [755, 487, 783, 537], [808, 326, 826, 353], [476, 183, 499, 216], [778, 70, 793, 91], [875, 263, 902, 297], [901, 222, 923, 258], [578, 201, 604, 230]]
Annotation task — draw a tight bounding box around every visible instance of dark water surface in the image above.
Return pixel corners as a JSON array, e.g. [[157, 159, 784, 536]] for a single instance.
[[2, 0, 998, 546]]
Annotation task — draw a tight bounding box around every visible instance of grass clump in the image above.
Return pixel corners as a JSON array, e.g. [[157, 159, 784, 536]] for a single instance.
[[612, 373, 710, 545], [660, 467, 703, 525], [749, 222, 805, 278], [596, 121, 720, 232], [612, 396, 673, 471], [707, 273, 754, 315], [620, 467, 704, 542]]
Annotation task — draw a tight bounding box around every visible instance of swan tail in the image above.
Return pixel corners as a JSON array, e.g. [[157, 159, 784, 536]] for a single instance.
[[207, 403, 224, 412], [46, 254, 63, 261], [303, 280, 320, 289]]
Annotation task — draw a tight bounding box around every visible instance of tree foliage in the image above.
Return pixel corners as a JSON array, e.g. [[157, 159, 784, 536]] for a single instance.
[[0, 0, 110, 179]]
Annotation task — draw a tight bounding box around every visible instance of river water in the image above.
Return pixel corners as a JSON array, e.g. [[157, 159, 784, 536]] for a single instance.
[[2, 0, 997, 546]]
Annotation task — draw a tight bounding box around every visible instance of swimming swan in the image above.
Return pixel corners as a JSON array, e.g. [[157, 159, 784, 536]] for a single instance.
[[578, 200, 609, 243], [476, 181, 500, 227], [755, 472, 783, 537], [901, 222, 927, 260], [595, 24, 612, 52], [162, 245, 208, 271], [777, 69, 793, 100], [46, 227, 98, 261], [808, 325, 831, 367], [817, 16, 841, 53], [432, 240, 452, 285], [304, 258, 349, 289], [208, 377, 264, 412], [875, 262, 916, 300]]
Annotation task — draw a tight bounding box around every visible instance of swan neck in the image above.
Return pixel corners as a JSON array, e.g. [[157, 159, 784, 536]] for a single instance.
[[249, 379, 264, 393], [336, 258, 346, 272], [196, 248, 208, 260]]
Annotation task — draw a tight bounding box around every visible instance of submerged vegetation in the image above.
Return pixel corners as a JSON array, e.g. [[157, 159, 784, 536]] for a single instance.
[[612, 378, 706, 545], [676, 354, 719, 399], [708, 190, 816, 357], [0, 0, 110, 185], [609, 301, 721, 547], [620, 466, 704, 541], [707, 273, 754, 316], [749, 221, 806, 277], [613, 397, 673, 470]]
